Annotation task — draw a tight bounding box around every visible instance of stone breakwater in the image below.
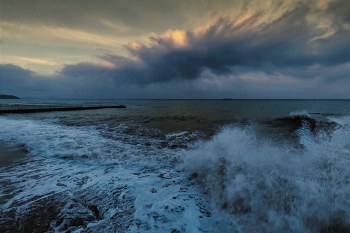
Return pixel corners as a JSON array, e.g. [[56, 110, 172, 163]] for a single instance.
[[0, 105, 126, 114]]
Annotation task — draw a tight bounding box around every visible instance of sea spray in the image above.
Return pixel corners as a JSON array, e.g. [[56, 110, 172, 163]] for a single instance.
[[2, 99, 350, 232], [181, 123, 350, 232]]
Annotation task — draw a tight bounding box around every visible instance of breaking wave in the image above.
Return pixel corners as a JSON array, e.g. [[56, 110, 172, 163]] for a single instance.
[[1, 112, 350, 232], [181, 115, 350, 232]]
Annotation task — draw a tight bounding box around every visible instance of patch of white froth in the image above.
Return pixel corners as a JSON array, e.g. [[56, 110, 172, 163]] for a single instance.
[[289, 110, 311, 117], [1, 158, 233, 232], [166, 131, 189, 138], [0, 115, 170, 165], [181, 122, 350, 232], [296, 120, 315, 148], [328, 115, 350, 127], [0, 115, 233, 232], [165, 131, 200, 142]]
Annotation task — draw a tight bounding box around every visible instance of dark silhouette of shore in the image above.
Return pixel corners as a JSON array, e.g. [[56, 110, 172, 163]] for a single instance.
[[0, 94, 20, 99]]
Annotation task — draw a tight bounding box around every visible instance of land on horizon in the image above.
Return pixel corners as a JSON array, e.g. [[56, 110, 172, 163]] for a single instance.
[[0, 94, 20, 99]]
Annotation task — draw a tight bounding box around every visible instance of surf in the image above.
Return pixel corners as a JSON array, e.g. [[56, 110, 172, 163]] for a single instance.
[[181, 114, 350, 232]]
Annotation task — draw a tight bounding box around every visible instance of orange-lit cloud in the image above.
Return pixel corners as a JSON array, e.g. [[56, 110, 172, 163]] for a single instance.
[[1, 0, 350, 99], [147, 11, 264, 51], [60, 0, 350, 88]]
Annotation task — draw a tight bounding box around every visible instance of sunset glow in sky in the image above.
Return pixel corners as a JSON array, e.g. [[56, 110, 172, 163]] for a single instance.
[[1, 0, 350, 99]]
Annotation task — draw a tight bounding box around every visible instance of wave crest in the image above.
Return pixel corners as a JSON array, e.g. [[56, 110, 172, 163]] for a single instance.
[[182, 124, 350, 232]]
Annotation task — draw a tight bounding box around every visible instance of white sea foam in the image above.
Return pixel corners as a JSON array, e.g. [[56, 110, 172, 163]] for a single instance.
[[289, 110, 311, 117], [181, 120, 350, 232], [2, 113, 350, 232], [0, 115, 162, 165], [0, 115, 232, 232], [328, 115, 350, 126]]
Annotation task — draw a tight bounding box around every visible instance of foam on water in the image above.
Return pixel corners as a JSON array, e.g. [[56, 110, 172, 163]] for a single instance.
[[0, 115, 233, 232], [328, 115, 350, 127], [0, 115, 169, 166], [289, 110, 312, 117], [2, 112, 350, 232], [181, 116, 350, 232]]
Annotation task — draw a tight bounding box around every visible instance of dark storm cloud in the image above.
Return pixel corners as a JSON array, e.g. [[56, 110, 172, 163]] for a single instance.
[[0, 64, 65, 97], [2, 62, 350, 99], [1, 64, 36, 93], [2, 0, 350, 99], [59, 1, 350, 85], [0, 64, 118, 98]]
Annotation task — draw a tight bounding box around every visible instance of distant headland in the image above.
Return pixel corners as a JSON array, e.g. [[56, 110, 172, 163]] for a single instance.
[[0, 94, 20, 99]]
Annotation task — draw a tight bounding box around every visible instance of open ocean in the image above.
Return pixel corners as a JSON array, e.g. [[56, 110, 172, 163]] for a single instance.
[[1, 99, 350, 232]]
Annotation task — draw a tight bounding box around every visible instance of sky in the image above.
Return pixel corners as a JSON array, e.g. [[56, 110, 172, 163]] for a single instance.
[[1, 0, 350, 99]]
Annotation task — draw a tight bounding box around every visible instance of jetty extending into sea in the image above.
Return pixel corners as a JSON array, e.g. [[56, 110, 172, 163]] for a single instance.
[[0, 105, 126, 114]]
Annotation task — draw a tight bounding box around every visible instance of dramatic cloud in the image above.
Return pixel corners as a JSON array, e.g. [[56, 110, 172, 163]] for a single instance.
[[2, 62, 350, 99], [0, 64, 118, 98], [60, 1, 350, 87], [1, 0, 350, 98]]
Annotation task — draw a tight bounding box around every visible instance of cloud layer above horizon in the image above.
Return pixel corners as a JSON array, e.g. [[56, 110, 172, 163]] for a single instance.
[[1, 0, 350, 98]]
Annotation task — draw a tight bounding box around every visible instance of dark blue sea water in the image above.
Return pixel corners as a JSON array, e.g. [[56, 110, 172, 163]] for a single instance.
[[1, 99, 350, 232]]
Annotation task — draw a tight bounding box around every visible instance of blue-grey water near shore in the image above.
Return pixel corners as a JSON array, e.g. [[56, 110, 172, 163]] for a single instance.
[[1, 99, 350, 232]]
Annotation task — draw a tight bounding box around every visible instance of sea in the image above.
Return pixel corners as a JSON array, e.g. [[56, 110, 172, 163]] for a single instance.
[[1, 99, 350, 233]]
